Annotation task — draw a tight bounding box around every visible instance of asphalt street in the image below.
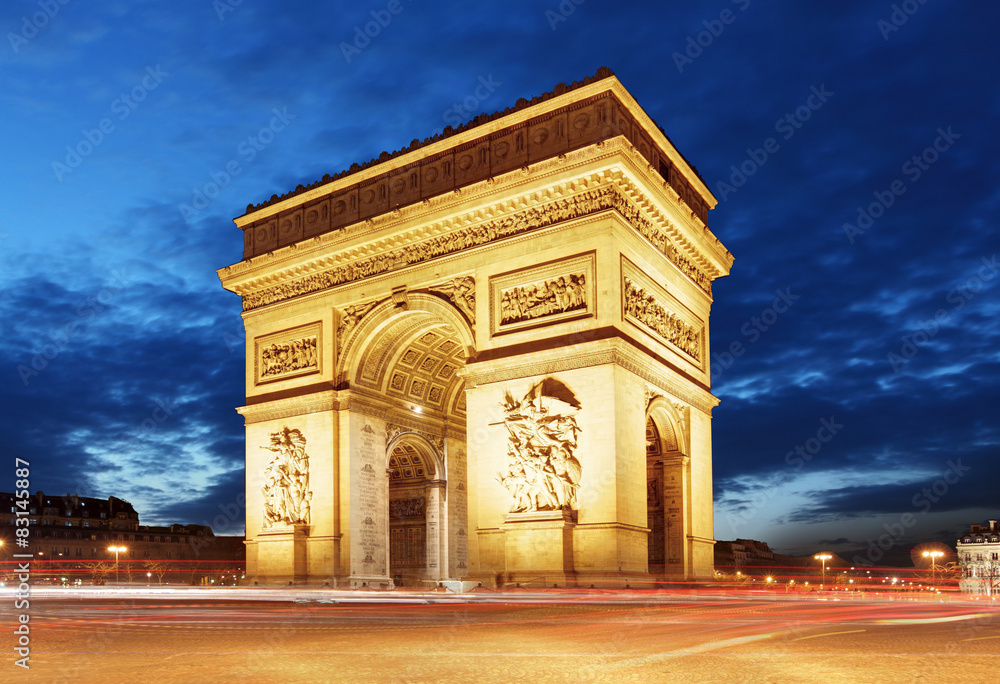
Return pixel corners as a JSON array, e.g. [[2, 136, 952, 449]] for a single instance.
[[4, 589, 999, 683]]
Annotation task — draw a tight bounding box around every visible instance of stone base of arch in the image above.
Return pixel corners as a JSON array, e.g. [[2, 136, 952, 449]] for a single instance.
[[253, 523, 309, 585]]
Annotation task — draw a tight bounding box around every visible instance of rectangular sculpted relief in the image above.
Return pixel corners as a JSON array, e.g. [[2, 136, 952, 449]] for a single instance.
[[490, 252, 595, 336], [254, 323, 321, 385], [622, 258, 704, 367]]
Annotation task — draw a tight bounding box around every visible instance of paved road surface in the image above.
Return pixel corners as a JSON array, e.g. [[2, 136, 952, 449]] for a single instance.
[[5, 589, 999, 683]]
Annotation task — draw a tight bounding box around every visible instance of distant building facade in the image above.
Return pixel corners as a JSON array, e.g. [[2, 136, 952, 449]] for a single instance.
[[957, 519, 1000, 596], [0, 491, 243, 583]]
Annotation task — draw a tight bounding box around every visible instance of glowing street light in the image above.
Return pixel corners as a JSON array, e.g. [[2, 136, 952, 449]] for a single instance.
[[815, 553, 833, 588], [108, 546, 127, 584], [923, 550, 944, 584]]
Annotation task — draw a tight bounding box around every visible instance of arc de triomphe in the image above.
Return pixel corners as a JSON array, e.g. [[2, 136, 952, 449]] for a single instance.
[[218, 69, 732, 587]]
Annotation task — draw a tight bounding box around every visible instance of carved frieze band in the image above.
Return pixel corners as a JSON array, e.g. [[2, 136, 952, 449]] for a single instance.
[[241, 185, 711, 312], [490, 252, 595, 336], [623, 276, 703, 364], [254, 323, 321, 385]]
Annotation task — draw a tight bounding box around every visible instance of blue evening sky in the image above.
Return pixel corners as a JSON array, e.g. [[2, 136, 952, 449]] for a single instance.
[[1, 0, 997, 563]]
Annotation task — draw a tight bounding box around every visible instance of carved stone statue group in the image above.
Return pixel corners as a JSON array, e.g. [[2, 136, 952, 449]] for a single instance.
[[499, 273, 587, 325], [261, 427, 312, 528], [623, 277, 701, 361], [496, 381, 582, 513], [389, 497, 425, 519], [260, 337, 318, 378]]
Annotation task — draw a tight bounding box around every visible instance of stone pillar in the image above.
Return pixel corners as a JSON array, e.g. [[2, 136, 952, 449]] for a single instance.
[[425, 481, 444, 582], [347, 412, 391, 588], [661, 454, 689, 578]]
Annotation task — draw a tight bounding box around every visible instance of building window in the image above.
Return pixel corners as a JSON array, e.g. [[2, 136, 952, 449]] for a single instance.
[[76, 548, 82, 557], [100, 513, 106, 519]]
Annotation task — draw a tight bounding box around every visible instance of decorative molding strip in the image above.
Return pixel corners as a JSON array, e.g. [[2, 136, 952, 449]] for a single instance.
[[623, 276, 702, 364], [240, 184, 712, 312], [463, 340, 718, 415], [254, 323, 321, 385], [237, 392, 338, 425]]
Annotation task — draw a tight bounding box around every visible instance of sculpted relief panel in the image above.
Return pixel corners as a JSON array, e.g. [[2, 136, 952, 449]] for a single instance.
[[622, 260, 704, 366], [490, 252, 595, 336], [255, 324, 321, 385], [496, 378, 582, 513], [261, 427, 312, 529]]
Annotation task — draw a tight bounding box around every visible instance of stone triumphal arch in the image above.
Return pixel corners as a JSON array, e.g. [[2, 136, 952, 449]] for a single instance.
[[218, 69, 732, 587]]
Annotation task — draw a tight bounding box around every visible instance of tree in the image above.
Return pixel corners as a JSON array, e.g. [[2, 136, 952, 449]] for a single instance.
[[84, 561, 113, 585], [143, 561, 169, 585]]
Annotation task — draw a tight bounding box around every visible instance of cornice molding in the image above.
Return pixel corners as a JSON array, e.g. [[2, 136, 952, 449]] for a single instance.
[[218, 137, 729, 296], [224, 163, 726, 315], [236, 391, 339, 425], [462, 339, 718, 415]]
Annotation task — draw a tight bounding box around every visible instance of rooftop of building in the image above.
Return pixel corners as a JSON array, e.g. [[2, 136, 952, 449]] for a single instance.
[[240, 66, 704, 217]]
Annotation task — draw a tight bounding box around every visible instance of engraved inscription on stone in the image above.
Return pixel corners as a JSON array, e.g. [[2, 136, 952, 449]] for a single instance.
[[623, 276, 702, 362], [499, 273, 587, 325], [356, 420, 386, 575]]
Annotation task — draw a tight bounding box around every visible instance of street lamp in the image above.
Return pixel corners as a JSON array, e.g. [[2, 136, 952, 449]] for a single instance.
[[815, 553, 832, 588], [923, 550, 944, 584], [108, 546, 127, 584]]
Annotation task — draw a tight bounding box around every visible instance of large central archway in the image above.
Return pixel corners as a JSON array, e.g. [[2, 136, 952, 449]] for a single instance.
[[335, 293, 471, 588]]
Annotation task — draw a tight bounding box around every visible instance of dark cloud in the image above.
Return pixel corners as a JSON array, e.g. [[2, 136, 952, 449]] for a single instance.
[[1, 0, 998, 553]]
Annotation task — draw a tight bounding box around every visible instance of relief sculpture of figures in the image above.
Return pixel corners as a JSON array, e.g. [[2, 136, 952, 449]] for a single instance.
[[260, 426, 312, 529], [623, 277, 701, 362], [431, 276, 476, 324], [337, 301, 377, 346], [496, 378, 582, 513], [260, 336, 318, 378], [500, 273, 586, 325], [389, 497, 425, 518]]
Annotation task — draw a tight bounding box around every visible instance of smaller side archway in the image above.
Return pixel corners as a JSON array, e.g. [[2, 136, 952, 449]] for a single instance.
[[645, 397, 691, 580], [385, 433, 448, 586]]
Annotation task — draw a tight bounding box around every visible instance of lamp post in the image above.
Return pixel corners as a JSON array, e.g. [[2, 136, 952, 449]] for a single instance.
[[815, 553, 832, 588], [108, 546, 126, 584], [923, 550, 944, 585]]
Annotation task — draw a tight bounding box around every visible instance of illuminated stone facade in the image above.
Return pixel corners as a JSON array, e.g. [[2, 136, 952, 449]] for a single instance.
[[218, 69, 733, 587]]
